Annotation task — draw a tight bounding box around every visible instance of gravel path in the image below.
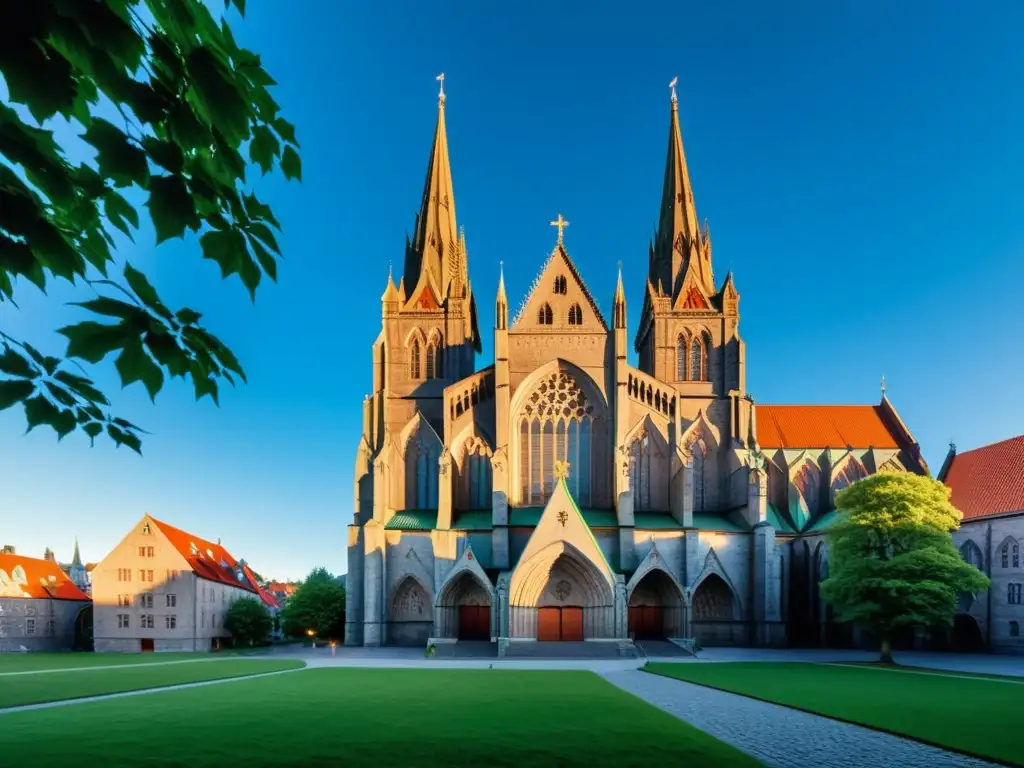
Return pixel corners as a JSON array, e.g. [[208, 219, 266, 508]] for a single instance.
[[602, 669, 999, 768]]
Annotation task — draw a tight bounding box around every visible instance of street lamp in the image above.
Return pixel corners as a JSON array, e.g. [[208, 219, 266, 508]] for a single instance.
[[307, 628, 315, 648]]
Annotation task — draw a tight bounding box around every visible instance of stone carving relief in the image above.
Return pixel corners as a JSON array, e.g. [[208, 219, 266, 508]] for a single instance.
[[552, 580, 572, 601], [523, 371, 594, 420]]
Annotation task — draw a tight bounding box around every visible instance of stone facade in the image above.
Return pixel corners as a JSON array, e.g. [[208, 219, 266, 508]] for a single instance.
[[0, 552, 90, 652], [345, 84, 928, 648], [93, 515, 277, 653], [941, 435, 1024, 655]]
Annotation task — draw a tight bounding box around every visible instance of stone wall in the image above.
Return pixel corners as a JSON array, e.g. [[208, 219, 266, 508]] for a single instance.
[[0, 597, 84, 652]]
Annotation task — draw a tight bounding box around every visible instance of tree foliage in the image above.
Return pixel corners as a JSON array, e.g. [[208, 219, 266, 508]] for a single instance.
[[0, 0, 299, 452], [821, 472, 990, 662], [224, 595, 273, 646], [282, 567, 346, 640]]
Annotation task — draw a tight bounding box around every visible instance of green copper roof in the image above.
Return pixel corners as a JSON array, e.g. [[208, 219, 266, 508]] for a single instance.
[[452, 511, 493, 530], [766, 504, 797, 534], [634, 513, 684, 530], [804, 508, 844, 533], [508, 507, 618, 528], [692, 513, 747, 533], [384, 510, 437, 530]]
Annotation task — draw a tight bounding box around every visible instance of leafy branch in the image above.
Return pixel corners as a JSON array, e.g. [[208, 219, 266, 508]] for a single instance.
[[0, 0, 299, 451]]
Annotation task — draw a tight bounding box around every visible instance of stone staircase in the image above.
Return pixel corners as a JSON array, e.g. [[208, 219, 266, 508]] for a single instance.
[[501, 641, 637, 659]]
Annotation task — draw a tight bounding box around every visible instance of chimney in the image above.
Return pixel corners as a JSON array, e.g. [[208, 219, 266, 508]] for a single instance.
[[1, 545, 15, 555]]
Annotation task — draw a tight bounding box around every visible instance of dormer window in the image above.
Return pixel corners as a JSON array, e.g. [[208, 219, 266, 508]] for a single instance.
[[568, 304, 582, 325], [142, 523, 151, 535], [190, 542, 198, 556], [538, 303, 553, 325], [206, 549, 214, 559], [554, 276, 567, 294]]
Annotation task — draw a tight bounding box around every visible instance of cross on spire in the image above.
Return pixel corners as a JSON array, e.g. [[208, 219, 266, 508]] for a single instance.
[[553, 460, 571, 480], [436, 72, 445, 104], [669, 76, 679, 104], [880, 375, 887, 397], [550, 213, 569, 245]]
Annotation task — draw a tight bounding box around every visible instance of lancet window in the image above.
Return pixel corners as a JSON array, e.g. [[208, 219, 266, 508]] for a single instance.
[[627, 429, 665, 511], [409, 339, 421, 380], [691, 438, 707, 512], [554, 275, 567, 294], [425, 335, 444, 379], [538, 303, 553, 325], [461, 438, 493, 510], [405, 431, 440, 509], [568, 303, 583, 325], [517, 371, 604, 506]]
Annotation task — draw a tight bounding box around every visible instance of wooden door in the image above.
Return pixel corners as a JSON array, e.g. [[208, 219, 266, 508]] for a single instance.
[[140, 638, 155, 653], [629, 606, 664, 639], [561, 607, 584, 641], [458, 605, 490, 641], [537, 607, 561, 641]]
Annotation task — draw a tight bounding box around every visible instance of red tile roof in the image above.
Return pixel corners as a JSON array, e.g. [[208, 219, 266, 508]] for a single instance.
[[149, 516, 257, 595], [942, 435, 1024, 521], [267, 582, 298, 596], [147, 517, 279, 608], [0, 553, 90, 601], [757, 405, 900, 449]]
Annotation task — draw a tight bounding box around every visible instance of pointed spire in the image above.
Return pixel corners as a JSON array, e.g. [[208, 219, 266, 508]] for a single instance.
[[613, 261, 626, 329], [495, 260, 508, 330], [405, 75, 459, 297], [652, 79, 714, 300], [381, 263, 399, 302], [71, 538, 82, 568]]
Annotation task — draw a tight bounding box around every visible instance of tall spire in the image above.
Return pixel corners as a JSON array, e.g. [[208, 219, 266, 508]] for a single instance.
[[405, 74, 460, 297], [613, 261, 626, 329], [495, 261, 508, 330], [71, 537, 82, 568], [651, 78, 713, 300]]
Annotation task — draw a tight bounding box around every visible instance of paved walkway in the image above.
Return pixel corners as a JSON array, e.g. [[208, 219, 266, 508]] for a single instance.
[[603, 669, 999, 768], [0, 657, 243, 677]]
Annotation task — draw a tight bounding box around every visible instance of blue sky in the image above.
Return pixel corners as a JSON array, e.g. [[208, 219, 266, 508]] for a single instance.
[[2, 1, 1022, 580]]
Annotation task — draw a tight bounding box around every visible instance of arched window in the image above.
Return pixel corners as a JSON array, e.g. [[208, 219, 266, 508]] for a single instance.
[[1001, 539, 1020, 569], [462, 439, 492, 510], [794, 462, 820, 518], [568, 303, 583, 325], [409, 339, 421, 379], [676, 336, 687, 381], [1011, 621, 1021, 637], [405, 431, 440, 509], [691, 440, 706, 512], [516, 370, 603, 506], [689, 337, 702, 380], [629, 432, 651, 511], [553, 275, 567, 294], [538, 303, 553, 325], [425, 338, 444, 379], [960, 540, 984, 570]]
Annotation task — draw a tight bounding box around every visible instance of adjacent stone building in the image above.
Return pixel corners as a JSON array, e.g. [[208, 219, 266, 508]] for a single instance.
[[92, 515, 279, 652], [345, 82, 928, 649], [942, 434, 1024, 654], [0, 549, 91, 652]]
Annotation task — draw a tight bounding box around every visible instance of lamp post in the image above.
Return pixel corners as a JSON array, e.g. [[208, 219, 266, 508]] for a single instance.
[[307, 628, 315, 649]]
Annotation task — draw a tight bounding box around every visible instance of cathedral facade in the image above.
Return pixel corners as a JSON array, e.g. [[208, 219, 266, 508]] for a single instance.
[[345, 84, 928, 649]]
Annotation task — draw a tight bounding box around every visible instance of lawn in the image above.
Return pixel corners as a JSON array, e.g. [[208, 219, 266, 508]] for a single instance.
[[0, 649, 269, 673], [0, 658, 303, 708], [0, 668, 759, 767], [646, 661, 1024, 765]]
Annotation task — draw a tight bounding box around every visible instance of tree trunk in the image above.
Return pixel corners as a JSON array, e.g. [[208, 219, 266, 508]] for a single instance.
[[879, 635, 893, 664]]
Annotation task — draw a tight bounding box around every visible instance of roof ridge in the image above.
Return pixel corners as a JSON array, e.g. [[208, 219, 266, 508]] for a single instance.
[[511, 244, 608, 329], [956, 433, 1024, 457]]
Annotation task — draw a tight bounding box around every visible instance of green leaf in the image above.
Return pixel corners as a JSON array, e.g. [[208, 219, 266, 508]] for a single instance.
[[0, 379, 34, 411], [280, 145, 302, 181], [83, 421, 103, 443], [147, 175, 198, 243], [72, 296, 142, 321], [58, 321, 133, 363], [24, 395, 76, 438], [103, 190, 139, 239], [246, 232, 277, 282], [0, 345, 35, 378], [107, 423, 142, 454], [176, 308, 202, 325], [44, 380, 79, 408], [27, 220, 83, 281], [186, 47, 250, 144], [248, 222, 280, 255], [0, 32, 77, 123], [242, 192, 280, 228], [123, 264, 165, 313], [143, 137, 184, 174], [200, 228, 247, 279], [248, 125, 280, 176], [115, 339, 164, 401], [54, 370, 110, 406], [273, 117, 299, 147], [82, 119, 150, 187]]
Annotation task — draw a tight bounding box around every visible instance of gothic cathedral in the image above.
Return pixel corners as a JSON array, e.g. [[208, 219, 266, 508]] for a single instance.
[[345, 83, 928, 650]]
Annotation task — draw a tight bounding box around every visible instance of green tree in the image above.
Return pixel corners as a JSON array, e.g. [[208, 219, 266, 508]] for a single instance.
[[283, 567, 346, 641], [821, 472, 990, 663], [224, 596, 272, 647], [0, 0, 299, 451]]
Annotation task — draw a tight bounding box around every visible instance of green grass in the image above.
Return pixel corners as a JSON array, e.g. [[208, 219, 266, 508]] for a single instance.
[[0, 669, 759, 767], [0, 658, 303, 708], [646, 662, 1024, 765], [0, 649, 269, 673]]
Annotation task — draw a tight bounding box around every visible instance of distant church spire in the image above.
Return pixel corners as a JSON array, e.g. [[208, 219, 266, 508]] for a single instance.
[[71, 537, 82, 568], [496, 261, 508, 330], [650, 78, 714, 300], [405, 74, 460, 298], [613, 261, 626, 329]]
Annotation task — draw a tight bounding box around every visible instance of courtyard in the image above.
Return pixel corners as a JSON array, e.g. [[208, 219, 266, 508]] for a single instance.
[[0, 650, 1021, 767]]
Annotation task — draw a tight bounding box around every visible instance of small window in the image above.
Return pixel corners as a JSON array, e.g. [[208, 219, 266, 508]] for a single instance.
[[190, 542, 199, 556], [46, 619, 55, 637], [212, 614, 218, 629], [538, 303, 553, 325], [166, 594, 177, 608], [138, 546, 146, 557], [147, 569, 154, 582], [554, 275, 567, 294], [25, 618, 36, 636], [118, 614, 130, 629], [142, 523, 151, 535], [147, 546, 154, 558], [140, 614, 154, 629], [201, 612, 205, 629], [138, 593, 153, 609], [1009, 583, 1023, 604], [1011, 621, 1020, 637], [166, 615, 177, 630], [568, 304, 583, 325], [410, 339, 422, 379], [118, 594, 130, 607]]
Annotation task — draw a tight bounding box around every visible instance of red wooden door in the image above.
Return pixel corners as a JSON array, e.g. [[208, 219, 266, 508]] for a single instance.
[[628, 606, 640, 637], [538, 607, 561, 641], [458, 605, 490, 640], [561, 607, 584, 641]]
